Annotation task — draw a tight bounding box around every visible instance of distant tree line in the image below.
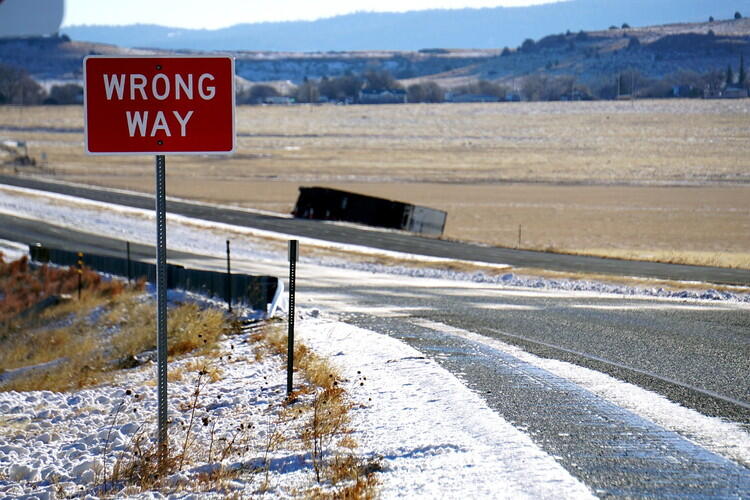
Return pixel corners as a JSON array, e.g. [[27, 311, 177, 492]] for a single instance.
[[237, 70, 512, 104], [2, 59, 747, 107], [236, 63, 749, 105], [0, 63, 82, 105], [237, 69, 409, 104]]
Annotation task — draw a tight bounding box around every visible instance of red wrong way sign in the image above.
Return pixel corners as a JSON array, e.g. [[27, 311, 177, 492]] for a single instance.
[[84, 56, 235, 155]]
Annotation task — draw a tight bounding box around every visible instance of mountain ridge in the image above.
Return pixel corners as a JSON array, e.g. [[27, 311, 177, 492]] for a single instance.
[[4, 10, 750, 103], [61, 0, 747, 52]]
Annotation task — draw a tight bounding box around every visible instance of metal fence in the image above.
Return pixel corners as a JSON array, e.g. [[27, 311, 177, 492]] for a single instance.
[[29, 244, 280, 313]]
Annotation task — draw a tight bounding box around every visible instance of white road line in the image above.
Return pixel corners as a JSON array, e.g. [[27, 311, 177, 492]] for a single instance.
[[411, 318, 750, 468]]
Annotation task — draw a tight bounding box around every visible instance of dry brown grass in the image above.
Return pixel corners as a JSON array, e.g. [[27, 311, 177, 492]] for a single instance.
[[0, 255, 127, 322], [167, 303, 228, 357], [7, 101, 750, 184], [183, 358, 223, 382], [253, 322, 339, 391], [0, 257, 143, 391], [0, 257, 232, 392], [107, 299, 232, 363], [3, 101, 749, 268], [102, 320, 377, 497]]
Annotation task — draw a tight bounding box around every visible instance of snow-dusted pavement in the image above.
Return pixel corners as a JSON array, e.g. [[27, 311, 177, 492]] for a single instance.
[[300, 319, 594, 499]]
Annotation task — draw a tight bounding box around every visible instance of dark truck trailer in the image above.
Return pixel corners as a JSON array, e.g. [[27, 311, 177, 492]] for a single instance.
[[292, 186, 447, 236]]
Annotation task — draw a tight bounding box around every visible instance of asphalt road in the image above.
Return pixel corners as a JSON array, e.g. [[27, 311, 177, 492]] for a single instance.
[[2, 174, 750, 286], [305, 274, 750, 497], [0, 213, 207, 263]]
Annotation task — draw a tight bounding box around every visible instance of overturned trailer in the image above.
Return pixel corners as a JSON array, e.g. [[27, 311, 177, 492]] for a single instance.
[[292, 187, 447, 236]]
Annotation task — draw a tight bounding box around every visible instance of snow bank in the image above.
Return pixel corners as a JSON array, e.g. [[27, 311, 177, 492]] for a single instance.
[[300, 318, 593, 499]]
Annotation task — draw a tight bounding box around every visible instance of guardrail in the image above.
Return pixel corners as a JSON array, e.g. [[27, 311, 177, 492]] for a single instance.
[[28, 244, 281, 316]]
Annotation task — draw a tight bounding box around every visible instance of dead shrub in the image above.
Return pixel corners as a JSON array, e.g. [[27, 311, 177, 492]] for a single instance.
[[1, 256, 230, 392], [0, 256, 128, 322], [168, 303, 227, 356]]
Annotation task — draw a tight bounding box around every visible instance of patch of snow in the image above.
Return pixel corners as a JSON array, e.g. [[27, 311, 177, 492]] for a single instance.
[[0, 238, 28, 262], [300, 318, 594, 499]]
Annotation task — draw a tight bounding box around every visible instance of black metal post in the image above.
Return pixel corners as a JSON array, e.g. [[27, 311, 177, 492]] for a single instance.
[[155, 155, 168, 465], [126, 241, 132, 284], [226, 239, 232, 313], [287, 240, 298, 396], [77, 252, 83, 299]]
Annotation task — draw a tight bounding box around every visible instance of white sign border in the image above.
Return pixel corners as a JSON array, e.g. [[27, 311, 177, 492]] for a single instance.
[[83, 55, 236, 156]]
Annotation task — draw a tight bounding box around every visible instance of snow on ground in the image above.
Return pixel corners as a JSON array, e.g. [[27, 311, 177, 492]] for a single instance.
[[0, 306, 593, 499], [0, 313, 305, 498], [0, 239, 27, 263], [1, 183, 750, 497]]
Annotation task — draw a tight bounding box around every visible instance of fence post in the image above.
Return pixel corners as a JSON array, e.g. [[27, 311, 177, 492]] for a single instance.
[[287, 240, 299, 396], [126, 241, 132, 283], [226, 239, 232, 313], [76, 252, 83, 299], [517, 225, 522, 249]]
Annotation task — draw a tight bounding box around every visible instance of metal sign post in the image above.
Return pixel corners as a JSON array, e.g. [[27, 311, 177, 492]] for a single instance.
[[287, 240, 299, 396], [155, 154, 168, 459]]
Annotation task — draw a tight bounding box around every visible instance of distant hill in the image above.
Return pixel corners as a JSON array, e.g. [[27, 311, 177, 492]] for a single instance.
[[61, 0, 747, 52], [5, 13, 750, 102]]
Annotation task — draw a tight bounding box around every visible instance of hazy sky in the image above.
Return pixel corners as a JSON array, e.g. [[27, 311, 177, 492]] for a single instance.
[[62, 0, 564, 28]]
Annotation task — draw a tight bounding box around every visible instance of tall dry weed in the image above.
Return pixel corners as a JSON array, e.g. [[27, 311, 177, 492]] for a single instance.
[[168, 303, 228, 356], [0, 256, 127, 322], [250, 322, 379, 496]]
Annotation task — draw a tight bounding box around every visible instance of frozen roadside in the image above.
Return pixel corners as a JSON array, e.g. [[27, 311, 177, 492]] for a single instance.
[[1, 183, 748, 496], [298, 316, 594, 498]]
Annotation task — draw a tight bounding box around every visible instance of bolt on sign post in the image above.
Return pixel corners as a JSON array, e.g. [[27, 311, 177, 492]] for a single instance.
[[83, 56, 235, 466], [287, 240, 299, 396]]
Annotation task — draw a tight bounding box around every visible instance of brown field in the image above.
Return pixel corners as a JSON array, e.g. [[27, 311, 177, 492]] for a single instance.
[[1, 100, 749, 268]]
